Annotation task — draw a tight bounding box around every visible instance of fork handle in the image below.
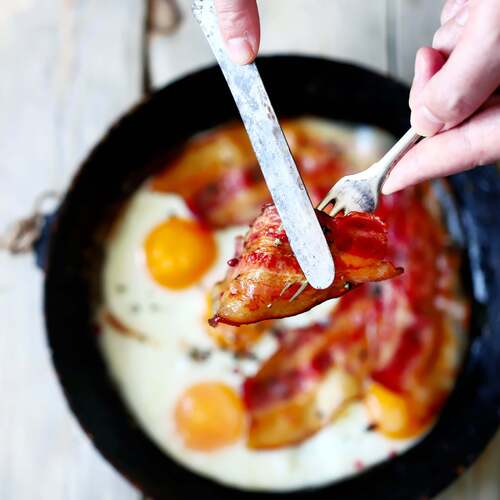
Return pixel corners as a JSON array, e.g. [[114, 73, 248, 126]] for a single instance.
[[371, 127, 421, 190]]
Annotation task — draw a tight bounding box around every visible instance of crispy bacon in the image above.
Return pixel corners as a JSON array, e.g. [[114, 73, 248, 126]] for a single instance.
[[187, 167, 270, 228], [150, 124, 255, 199], [244, 295, 373, 448], [209, 205, 402, 326], [206, 282, 272, 352], [150, 120, 467, 448], [243, 190, 468, 448], [367, 189, 468, 423], [150, 124, 270, 227], [151, 120, 351, 228]]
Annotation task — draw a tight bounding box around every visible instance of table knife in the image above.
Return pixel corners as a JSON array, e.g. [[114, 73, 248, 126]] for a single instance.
[[192, 0, 335, 289]]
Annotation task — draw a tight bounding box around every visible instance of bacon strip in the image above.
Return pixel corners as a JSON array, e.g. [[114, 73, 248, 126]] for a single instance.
[[244, 294, 373, 448], [187, 167, 270, 228], [150, 121, 467, 448], [150, 120, 350, 228], [209, 205, 402, 326], [243, 190, 468, 449]]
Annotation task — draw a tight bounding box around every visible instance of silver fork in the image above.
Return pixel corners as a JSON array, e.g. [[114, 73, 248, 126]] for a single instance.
[[317, 128, 421, 215]]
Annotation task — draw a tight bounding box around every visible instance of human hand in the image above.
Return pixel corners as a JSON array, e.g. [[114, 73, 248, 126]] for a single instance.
[[383, 0, 500, 195], [214, 0, 260, 65]]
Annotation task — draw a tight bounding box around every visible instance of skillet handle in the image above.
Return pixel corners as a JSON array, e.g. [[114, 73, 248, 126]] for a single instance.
[[34, 212, 57, 272], [0, 190, 59, 271], [0, 191, 58, 271]]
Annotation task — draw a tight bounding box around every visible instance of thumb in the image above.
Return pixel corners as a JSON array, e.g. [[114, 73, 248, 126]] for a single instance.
[[215, 0, 260, 65], [383, 97, 500, 195]]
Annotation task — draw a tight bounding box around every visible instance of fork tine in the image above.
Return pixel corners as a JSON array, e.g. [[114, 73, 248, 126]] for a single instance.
[[317, 193, 335, 211], [330, 202, 344, 217], [289, 281, 309, 302], [316, 185, 335, 210]]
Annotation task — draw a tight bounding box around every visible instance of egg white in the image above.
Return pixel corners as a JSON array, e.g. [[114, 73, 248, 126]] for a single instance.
[[98, 185, 421, 492]]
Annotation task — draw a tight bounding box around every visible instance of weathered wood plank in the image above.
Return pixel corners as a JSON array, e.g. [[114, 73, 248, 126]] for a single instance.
[[149, 0, 389, 88], [148, 0, 214, 87], [391, 0, 444, 82], [438, 430, 500, 500], [0, 0, 144, 498], [259, 0, 388, 71], [1, 0, 496, 499]]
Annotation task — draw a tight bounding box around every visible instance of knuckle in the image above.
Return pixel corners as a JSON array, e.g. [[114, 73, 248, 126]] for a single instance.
[[432, 29, 444, 50], [215, 0, 254, 37], [425, 88, 473, 122], [432, 26, 454, 52], [476, 0, 500, 46], [215, 0, 239, 14], [431, 29, 440, 45], [459, 121, 484, 168], [217, 9, 249, 37]]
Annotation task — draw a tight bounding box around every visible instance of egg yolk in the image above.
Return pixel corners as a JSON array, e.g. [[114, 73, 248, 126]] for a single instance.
[[365, 382, 426, 439], [175, 382, 245, 451], [144, 217, 216, 289]]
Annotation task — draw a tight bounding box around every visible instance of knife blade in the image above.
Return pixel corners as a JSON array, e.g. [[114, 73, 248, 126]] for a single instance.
[[192, 0, 335, 290]]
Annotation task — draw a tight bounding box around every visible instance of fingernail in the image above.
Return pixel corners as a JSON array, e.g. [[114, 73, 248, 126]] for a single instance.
[[412, 106, 444, 137], [441, 0, 468, 24], [455, 6, 469, 26], [415, 48, 427, 73], [409, 48, 429, 106], [413, 49, 428, 84], [226, 37, 254, 65]]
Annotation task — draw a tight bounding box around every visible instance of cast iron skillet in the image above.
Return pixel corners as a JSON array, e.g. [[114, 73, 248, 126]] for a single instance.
[[43, 56, 500, 500]]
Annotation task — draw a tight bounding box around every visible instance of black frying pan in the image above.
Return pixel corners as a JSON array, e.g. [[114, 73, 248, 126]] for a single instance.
[[42, 56, 500, 500]]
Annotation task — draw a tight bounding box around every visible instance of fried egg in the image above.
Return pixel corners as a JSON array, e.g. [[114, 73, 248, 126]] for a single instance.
[[98, 119, 466, 492], [98, 187, 420, 492]]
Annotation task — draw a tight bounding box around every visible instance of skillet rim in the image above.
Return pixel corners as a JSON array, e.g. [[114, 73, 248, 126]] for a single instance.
[[43, 54, 500, 500]]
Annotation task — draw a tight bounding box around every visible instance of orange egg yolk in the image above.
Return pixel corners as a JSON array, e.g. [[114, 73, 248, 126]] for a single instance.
[[144, 217, 216, 289], [175, 382, 245, 451], [365, 382, 427, 439]]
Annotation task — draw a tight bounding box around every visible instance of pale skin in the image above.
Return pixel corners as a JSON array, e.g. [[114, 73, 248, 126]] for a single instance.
[[214, 0, 500, 194]]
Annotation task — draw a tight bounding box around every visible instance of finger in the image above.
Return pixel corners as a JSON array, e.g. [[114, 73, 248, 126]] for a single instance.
[[409, 48, 446, 110], [215, 0, 260, 65], [383, 97, 500, 194], [433, 4, 469, 55], [412, 0, 500, 136], [441, 0, 468, 25]]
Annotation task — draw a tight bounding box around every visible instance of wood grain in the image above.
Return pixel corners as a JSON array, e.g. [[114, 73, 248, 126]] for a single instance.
[[438, 430, 500, 500], [0, 0, 144, 498], [390, 0, 444, 82], [149, 0, 389, 88], [1, 0, 499, 499]]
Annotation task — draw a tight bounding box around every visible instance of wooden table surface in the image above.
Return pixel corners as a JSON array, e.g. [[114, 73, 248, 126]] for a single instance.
[[1, 1, 499, 499]]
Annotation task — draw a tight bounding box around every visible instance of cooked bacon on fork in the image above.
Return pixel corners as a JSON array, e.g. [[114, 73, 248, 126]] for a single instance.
[[209, 204, 402, 326], [243, 190, 468, 449]]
